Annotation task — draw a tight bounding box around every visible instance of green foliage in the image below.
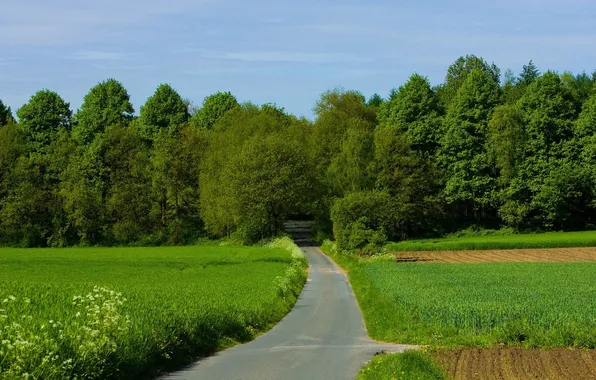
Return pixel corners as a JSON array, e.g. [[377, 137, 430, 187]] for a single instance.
[[16, 90, 72, 154], [358, 351, 447, 380], [73, 78, 134, 145], [379, 73, 443, 156], [192, 91, 239, 129], [487, 105, 524, 182], [331, 191, 395, 252], [519, 60, 540, 86], [366, 93, 384, 108], [498, 72, 583, 230], [372, 126, 443, 236], [0, 123, 24, 199], [439, 55, 500, 107], [150, 127, 206, 244], [338, 217, 387, 255], [562, 71, 595, 108], [0, 130, 76, 247], [0, 240, 306, 378], [311, 88, 377, 173], [0, 99, 15, 126], [439, 69, 501, 219], [139, 84, 189, 139], [575, 84, 596, 138], [326, 119, 375, 195], [4, 60, 596, 247], [517, 71, 576, 155], [200, 105, 315, 243], [387, 230, 596, 251]]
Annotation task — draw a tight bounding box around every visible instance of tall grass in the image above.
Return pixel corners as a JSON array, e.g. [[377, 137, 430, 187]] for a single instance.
[[387, 230, 596, 251], [0, 239, 307, 379]]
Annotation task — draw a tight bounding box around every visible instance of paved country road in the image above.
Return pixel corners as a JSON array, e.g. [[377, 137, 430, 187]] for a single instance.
[[161, 224, 415, 380]]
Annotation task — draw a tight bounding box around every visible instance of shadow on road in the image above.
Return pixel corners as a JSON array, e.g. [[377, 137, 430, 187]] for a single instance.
[[284, 220, 317, 247]]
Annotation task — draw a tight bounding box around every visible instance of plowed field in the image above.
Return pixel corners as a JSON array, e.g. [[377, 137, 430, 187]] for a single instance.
[[394, 247, 596, 263], [436, 348, 596, 380]]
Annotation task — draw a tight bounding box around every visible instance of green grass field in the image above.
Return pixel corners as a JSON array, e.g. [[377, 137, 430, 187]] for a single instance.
[[0, 238, 306, 379], [324, 241, 596, 348], [387, 230, 596, 251]]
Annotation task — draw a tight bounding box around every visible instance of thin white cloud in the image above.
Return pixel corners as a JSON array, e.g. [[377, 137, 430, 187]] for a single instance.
[[70, 51, 131, 61], [200, 51, 372, 64]]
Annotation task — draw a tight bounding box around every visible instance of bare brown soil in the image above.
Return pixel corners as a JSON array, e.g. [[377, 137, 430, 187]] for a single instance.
[[435, 348, 596, 380], [393, 247, 596, 264]]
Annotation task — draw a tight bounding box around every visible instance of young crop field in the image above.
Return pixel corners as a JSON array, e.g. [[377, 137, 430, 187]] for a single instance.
[[324, 241, 596, 349], [0, 238, 307, 379], [358, 260, 596, 347], [324, 239, 596, 379], [387, 230, 596, 252]]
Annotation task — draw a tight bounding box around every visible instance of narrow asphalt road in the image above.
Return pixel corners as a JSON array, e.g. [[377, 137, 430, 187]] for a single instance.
[[161, 223, 415, 380]]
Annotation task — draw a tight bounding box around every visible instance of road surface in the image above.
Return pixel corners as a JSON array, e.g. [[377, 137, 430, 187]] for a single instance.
[[161, 223, 414, 380]]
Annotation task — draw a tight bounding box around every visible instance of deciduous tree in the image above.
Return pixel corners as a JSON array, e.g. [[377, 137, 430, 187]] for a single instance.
[[73, 79, 134, 144], [139, 84, 188, 139]]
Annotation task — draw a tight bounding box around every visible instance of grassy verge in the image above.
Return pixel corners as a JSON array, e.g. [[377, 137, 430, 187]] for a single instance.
[[0, 237, 307, 379], [358, 350, 446, 380], [387, 230, 596, 251]]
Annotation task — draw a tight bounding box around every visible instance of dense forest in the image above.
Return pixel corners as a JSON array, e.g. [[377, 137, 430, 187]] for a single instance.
[[1, 55, 596, 251]]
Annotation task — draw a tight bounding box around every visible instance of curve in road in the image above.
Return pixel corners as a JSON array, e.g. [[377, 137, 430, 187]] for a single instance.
[[161, 227, 415, 380]]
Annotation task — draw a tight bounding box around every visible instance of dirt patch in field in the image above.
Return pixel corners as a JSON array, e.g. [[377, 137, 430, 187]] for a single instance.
[[435, 348, 596, 380], [393, 247, 596, 263]]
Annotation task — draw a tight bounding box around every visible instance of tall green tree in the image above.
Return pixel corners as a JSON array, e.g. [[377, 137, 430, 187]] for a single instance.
[[499, 72, 580, 229], [101, 125, 154, 242], [519, 60, 540, 86], [1, 130, 76, 247], [439, 55, 500, 107], [439, 69, 501, 220], [326, 119, 375, 195], [150, 127, 206, 244], [73, 79, 134, 145], [562, 71, 595, 111], [379, 74, 443, 156], [191, 91, 239, 130], [575, 84, 596, 139], [200, 105, 314, 242], [0, 99, 15, 126], [0, 124, 25, 220], [139, 84, 189, 139], [518, 71, 576, 157], [17, 90, 72, 154], [311, 89, 376, 173], [373, 124, 443, 237], [487, 105, 525, 182]]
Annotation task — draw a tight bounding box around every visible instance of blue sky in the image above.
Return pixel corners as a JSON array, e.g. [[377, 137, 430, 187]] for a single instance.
[[1, 0, 595, 119]]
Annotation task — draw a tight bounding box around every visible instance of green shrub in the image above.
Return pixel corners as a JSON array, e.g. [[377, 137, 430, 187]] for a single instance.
[[331, 191, 395, 254], [338, 218, 387, 255]]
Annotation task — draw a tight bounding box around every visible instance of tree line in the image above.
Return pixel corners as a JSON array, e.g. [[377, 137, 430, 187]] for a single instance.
[[1, 55, 596, 250]]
